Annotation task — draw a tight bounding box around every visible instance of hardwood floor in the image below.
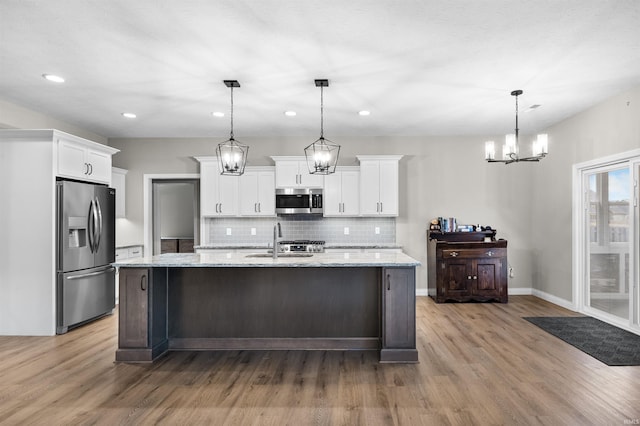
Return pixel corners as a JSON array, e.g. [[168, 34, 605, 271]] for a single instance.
[[1, 296, 638, 425]]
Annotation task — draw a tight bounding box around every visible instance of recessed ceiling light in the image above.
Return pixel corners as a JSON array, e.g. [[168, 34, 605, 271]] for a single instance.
[[42, 74, 65, 83], [284, 111, 297, 117], [121, 112, 136, 119], [358, 110, 371, 116], [212, 112, 225, 117]]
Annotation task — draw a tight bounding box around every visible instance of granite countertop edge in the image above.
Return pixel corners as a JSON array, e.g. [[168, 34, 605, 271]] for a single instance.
[[113, 252, 420, 268], [195, 243, 402, 250]]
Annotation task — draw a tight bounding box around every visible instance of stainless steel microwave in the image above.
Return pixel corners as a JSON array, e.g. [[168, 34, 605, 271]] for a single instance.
[[275, 188, 323, 215]]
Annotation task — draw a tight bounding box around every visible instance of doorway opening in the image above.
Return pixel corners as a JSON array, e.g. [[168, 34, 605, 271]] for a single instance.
[[143, 174, 200, 257]]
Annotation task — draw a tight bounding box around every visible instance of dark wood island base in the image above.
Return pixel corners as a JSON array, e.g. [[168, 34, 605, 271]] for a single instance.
[[116, 259, 418, 364]]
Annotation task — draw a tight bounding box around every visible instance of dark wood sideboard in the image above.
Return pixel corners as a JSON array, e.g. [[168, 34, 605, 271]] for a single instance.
[[427, 231, 508, 303]]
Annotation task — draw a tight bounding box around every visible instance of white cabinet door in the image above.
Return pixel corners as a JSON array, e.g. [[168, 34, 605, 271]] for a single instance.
[[57, 138, 113, 184], [239, 169, 275, 216], [358, 156, 401, 217], [198, 158, 238, 217], [275, 159, 324, 188], [275, 161, 300, 188], [340, 170, 360, 216], [377, 160, 398, 216], [256, 170, 275, 215], [298, 162, 324, 188], [323, 172, 342, 216], [239, 172, 260, 215], [58, 139, 87, 178], [111, 167, 127, 218], [359, 161, 382, 215], [200, 161, 219, 216], [217, 174, 238, 216], [86, 149, 112, 183], [323, 169, 359, 216]]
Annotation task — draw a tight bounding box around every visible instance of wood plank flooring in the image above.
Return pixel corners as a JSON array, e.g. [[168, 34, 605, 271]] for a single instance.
[[1, 296, 639, 425]]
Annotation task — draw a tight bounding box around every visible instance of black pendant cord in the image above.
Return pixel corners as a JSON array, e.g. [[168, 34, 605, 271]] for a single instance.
[[319, 85, 324, 139], [229, 86, 234, 140]]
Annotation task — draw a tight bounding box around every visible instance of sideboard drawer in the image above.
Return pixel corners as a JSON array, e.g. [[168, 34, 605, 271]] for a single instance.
[[441, 248, 506, 259]]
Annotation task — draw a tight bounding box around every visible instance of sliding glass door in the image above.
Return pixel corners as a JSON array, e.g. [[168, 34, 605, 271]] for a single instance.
[[586, 166, 631, 321], [575, 152, 639, 332]]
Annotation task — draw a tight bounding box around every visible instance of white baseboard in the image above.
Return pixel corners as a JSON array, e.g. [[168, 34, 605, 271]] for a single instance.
[[531, 289, 577, 311]]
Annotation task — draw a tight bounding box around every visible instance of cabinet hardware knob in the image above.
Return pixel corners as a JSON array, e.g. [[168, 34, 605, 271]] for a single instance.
[[473, 276, 477, 280], [450, 251, 459, 257], [467, 275, 472, 280], [487, 251, 493, 256]]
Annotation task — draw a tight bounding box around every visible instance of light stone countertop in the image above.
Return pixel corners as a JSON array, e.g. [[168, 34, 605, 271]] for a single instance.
[[194, 243, 402, 250], [113, 251, 420, 268]]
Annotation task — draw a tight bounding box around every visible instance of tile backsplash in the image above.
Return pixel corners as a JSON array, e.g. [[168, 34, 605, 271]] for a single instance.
[[205, 216, 395, 245]]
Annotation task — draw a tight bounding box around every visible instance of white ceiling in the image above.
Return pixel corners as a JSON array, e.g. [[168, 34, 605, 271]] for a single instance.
[[1, 0, 639, 139]]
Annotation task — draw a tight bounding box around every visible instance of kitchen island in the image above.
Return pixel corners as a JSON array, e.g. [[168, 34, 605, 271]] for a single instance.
[[114, 252, 420, 363]]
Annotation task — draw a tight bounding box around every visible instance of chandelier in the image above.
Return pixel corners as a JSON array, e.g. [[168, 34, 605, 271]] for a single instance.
[[485, 90, 548, 164], [216, 80, 248, 176], [305, 79, 340, 174]]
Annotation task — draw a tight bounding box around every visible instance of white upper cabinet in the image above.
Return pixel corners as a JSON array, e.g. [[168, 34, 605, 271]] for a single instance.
[[323, 167, 360, 216], [239, 167, 276, 216], [57, 136, 115, 184], [111, 167, 128, 218], [271, 156, 324, 188], [357, 155, 402, 216], [196, 157, 238, 217]]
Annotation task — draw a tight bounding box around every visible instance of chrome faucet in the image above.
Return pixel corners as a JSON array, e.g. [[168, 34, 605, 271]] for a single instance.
[[273, 222, 282, 259]]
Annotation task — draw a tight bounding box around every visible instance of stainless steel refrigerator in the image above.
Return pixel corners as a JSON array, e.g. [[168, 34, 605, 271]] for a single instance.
[[56, 179, 116, 334]]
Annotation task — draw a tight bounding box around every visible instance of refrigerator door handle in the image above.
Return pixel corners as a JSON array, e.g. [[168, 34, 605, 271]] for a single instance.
[[65, 267, 116, 280], [87, 200, 95, 253], [95, 198, 103, 251]]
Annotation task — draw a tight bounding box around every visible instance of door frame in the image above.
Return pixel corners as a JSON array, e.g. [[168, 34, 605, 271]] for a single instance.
[[572, 148, 640, 333], [143, 173, 200, 257]]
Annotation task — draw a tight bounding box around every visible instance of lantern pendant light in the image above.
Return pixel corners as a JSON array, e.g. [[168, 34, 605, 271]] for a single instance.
[[216, 80, 248, 176], [305, 79, 340, 175]]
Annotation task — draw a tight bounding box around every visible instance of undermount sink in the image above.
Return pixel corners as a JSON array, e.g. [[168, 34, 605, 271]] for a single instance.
[[245, 253, 314, 258]]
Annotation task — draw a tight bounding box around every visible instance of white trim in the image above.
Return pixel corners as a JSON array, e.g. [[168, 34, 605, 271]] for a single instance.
[[143, 173, 200, 257], [416, 289, 429, 297], [572, 150, 640, 331], [532, 289, 578, 311], [573, 148, 640, 171]]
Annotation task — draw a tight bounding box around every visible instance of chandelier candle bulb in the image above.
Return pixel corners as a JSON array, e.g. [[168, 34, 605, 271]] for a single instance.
[[485, 141, 495, 160]]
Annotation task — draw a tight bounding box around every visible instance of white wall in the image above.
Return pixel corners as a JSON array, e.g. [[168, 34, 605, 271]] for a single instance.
[[531, 85, 640, 303], [0, 98, 107, 144]]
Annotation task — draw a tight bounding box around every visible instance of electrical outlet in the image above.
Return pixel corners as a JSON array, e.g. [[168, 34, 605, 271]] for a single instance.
[[375, 227, 380, 235], [344, 227, 350, 235], [226, 228, 232, 236], [251, 228, 256, 236]]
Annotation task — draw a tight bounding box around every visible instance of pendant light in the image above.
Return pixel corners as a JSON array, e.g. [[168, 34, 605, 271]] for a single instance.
[[485, 90, 548, 164], [305, 79, 340, 174], [216, 80, 248, 175]]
